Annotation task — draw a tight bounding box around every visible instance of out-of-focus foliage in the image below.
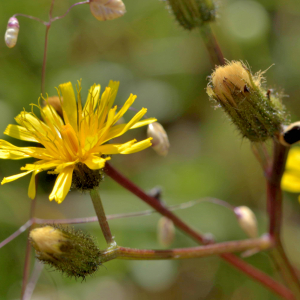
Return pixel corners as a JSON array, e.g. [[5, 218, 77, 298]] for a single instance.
[[0, 0, 300, 299]]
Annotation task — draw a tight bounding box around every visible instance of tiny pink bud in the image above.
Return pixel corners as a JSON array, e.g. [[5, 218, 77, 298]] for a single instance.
[[147, 122, 170, 156], [89, 0, 126, 21], [5, 17, 19, 48]]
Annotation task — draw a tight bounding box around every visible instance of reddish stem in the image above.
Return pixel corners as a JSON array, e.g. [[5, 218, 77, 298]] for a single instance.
[[104, 163, 294, 300]]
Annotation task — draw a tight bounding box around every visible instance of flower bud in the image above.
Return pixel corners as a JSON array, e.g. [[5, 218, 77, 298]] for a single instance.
[[30, 225, 101, 279], [165, 0, 216, 30], [147, 122, 170, 156], [234, 206, 258, 238], [157, 216, 175, 247], [207, 61, 288, 142], [5, 17, 19, 48], [89, 0, 126, 21], [279, 122, 300, 147]]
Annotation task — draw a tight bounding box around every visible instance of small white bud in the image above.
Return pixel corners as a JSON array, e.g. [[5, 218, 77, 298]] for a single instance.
[[89, 0, 126, 21], [234, 206, 258, 238], [5, 17, 19, 48], [147, 122, 170, 156], [157, 216, 175, 247]]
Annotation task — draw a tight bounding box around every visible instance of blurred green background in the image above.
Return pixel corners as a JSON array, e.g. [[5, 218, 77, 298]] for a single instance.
[[1, 0, 300, 299]]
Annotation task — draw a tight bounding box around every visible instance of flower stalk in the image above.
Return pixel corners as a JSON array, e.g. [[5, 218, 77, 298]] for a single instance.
[[90, 188, 116, 247]]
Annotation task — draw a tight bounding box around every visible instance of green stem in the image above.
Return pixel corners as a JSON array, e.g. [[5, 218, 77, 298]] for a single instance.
[[199, 24, 225, 66], [90, 188, 115, 247]]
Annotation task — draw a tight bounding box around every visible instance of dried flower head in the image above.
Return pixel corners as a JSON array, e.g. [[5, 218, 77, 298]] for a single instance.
[[30, 225, 101, 279], [0, 81, 156, 203], [207, 61, 288, 142]]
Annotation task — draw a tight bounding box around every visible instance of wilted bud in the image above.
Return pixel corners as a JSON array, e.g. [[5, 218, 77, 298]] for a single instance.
[[166, 0, 216, 30], [89, 0, 126, 21], [5, 17, 19, 48], [207, 61, 288, 142], [279, 121, 300, 147], [43, 96, 63, 118], [157, 216, 175, 247], [234, 206, 258, 239], [30, 225, 101, 279], [147, 122, 170, 156]]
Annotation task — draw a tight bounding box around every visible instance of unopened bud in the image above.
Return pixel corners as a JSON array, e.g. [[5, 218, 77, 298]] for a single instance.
[[207, 61, 288, 142], [147, 122, 170, 156], [279, 122, 300, 147], [89, 0, 126, 21], [5, 17, 19, 48], [43, 96, 63, 118], [234, 206, 258, 238], [157, 217, 175, 247], [166, 0, 216, 30], [30, 225, 101, 279]]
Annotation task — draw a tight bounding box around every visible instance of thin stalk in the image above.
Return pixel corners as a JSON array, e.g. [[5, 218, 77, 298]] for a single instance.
[[266, 140, 300, 297], [104, 163, 294, 300], [21, 197, 37, 300], [90, 188, 115, 246], [116, 237, 272, 260], [199, 24, 225, 66]]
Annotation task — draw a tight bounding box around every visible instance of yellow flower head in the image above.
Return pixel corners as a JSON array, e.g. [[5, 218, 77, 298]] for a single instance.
[[281, 147, 300, 202], [0, 81, 156, 203]]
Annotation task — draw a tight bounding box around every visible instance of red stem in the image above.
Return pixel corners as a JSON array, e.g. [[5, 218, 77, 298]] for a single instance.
[[104, 162, 294, 300]]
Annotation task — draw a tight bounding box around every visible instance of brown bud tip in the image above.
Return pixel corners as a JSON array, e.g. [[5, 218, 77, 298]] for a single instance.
[[147, 122, 170, 156], [90, 0, 126, 21], [234, 206, 258, 238], [43, 96, 63, 118]]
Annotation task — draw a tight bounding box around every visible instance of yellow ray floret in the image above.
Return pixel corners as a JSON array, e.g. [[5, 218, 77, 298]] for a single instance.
[[0, 81, 156, 203]]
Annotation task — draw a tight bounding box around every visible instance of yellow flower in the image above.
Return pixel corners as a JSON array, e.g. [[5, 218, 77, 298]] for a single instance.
[[281, 147, 300, 202], [0, 81, 156, 203]]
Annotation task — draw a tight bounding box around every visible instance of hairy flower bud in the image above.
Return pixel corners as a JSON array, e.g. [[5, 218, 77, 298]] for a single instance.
[[5, 17, 19, 48], [147, 122, 170, 156], [165, 0, 216, 30], [30, 225, 101, 279], [157, 216, 175, 247], [89, 0, 126, 21], [207, 61, 288, 142], [234, 206, 258, 238]]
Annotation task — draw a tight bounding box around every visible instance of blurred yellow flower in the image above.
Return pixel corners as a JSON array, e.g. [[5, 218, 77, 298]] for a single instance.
[[0, 81, 156, 203], [281, 147, 300, 202]]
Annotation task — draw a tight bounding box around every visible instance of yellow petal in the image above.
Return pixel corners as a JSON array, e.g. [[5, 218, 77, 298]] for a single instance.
[[83, 84, 100, 115], [21, 160, 61, 171], [28, 170, 42, 199], [286, 147, 300, 172], [59, 82, 78, 131], [1, 170, 33, 185], [113, 94, 137, 125], [84, 155, 110, 170], [4, 124, 39, 143], [130, 118, 157, 129], [282, 172, 300, 192], [0, 150, 30, 160], [120, 138, 152, 154], [49, 166, 74, 203], [96, 140, 136, 154], [42, 105, 64, 128]]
